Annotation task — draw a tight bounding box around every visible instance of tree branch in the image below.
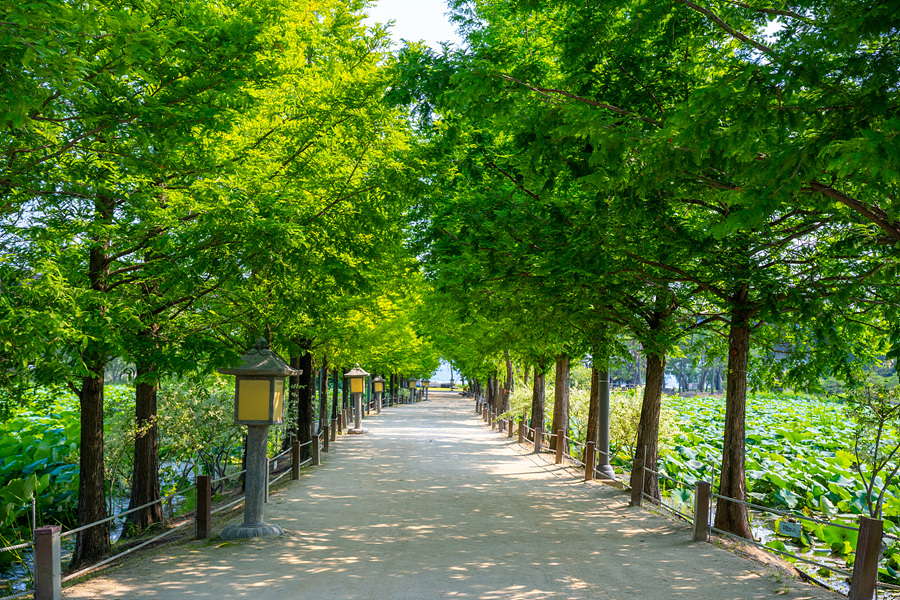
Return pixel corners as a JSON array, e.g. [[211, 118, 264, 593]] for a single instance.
[[673, 0, 780, 61], [499, 74, 663, 128], [808, 181, 900, 243]]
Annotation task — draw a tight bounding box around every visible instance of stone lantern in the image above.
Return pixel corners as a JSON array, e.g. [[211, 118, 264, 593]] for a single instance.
[[218, 338, 299, 539], [345, 364, 369, 434], [372, 375, 385, 414]]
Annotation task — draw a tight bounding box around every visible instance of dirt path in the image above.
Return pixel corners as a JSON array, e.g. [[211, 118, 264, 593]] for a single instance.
[[65, 391, 841, 599]]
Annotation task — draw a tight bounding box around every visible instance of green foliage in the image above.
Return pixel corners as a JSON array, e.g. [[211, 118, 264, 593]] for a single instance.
[[652, 390, 900, 582], [0, 379, 249, 551], [655, 391, 899, 522], [0, 393, 80, 548], [844, 382, 900, 518], [502, 383, 678, 463], [609, 388, 677, 460], [157, 376, 242, 486], [2, 0, 427, 564]]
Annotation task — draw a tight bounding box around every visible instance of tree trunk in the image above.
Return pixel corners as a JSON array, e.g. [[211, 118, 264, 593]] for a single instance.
[[124, 359, 164, 537], [331, 368, 339, 419], [318, 357, 328, 433], [586, 364, 600, 446], [491, 369, 506, 416], [500, 350, 512, 414], [524, 366, 530, 386], [530, 366, 545, 436], [629, 352, 666, 505], [550, 354, 569, 450], [714, 295, 753, 538], [293, 341, 314, 461], [633, 349, 641, 386], [71, 366, 110, 568], [342, 367, 349, 409], [71, 201, 113, 569], [486, 374, 494, 411]]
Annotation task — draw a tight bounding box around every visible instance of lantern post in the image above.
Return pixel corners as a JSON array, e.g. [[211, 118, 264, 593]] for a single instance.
[[345, 364, 370, 433], [423, 379, 431, 401], [218, 338, 298, 539], [373, 375, 385, 414]]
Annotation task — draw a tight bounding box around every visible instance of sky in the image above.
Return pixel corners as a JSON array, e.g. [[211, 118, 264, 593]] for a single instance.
[[363, 0, 462, 51], [363, 1, 461, 382]]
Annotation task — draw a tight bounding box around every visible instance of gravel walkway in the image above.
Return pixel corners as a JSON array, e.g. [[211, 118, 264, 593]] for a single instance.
[[64, 391, 841, 599]]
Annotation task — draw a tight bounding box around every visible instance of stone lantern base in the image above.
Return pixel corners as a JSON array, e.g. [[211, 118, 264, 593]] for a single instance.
[[221, 522, 284, 540]]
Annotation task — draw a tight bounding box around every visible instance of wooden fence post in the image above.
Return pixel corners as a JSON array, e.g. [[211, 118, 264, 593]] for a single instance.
[[518, 420, 525, 444], [849, 516, 884, 600], [555, 429, 565, 464], [482, 406, 488, 422], [331, 418, 338, 442], [323, 424, 330, 453], [312, 434, 321, 466], [508, 419, 515, 438], [291, 440, 301, 480], [533, 427, 542, 454], [490, 412, 496, 429], [584, 442, 596, 482], [34, 525, 61, 600], [196, 474, 211, 539], [693, 481, 711, 542]]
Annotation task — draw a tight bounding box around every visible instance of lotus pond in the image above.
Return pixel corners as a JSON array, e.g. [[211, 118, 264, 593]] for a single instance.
[[635, 392, 900, 595]]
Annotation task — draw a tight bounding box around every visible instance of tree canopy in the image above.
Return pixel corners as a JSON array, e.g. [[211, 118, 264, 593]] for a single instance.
[[1, 0, 898, 562]]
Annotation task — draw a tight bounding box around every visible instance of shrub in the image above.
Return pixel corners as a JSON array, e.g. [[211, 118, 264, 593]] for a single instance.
[[609, 388, 677, 460]]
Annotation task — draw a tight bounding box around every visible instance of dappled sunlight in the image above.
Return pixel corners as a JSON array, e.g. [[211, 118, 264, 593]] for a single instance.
[[63, 396, 839, 600]]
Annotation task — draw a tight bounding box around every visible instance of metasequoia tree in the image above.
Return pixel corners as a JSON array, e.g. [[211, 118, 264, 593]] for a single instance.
[[1, 0, 294, 564], [398, 0, 898, 538], [1, 0, 423, 562]]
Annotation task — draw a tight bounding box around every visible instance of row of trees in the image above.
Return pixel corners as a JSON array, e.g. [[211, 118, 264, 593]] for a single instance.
[[399, 0, 899, 538], [1, 0, 439, 567]]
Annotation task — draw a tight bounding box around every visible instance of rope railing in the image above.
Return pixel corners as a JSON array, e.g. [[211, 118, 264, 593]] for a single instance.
[[0, 588, 35, 600], [212, 468, 248, 485], [878, 580, 900, 592], [710, 525, 853, 578], [60, 484, 198, 539], [645, 467, 698, 493], [642, 491, 693, 522], [3, 423, 341, 600], [210, 495, 247, 516], [271, 446, 293, 462], [62, 520, 194, 583], [0, 541, 33, 553], [486, 416, 884, 598], [709, 492, 861, 533]]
